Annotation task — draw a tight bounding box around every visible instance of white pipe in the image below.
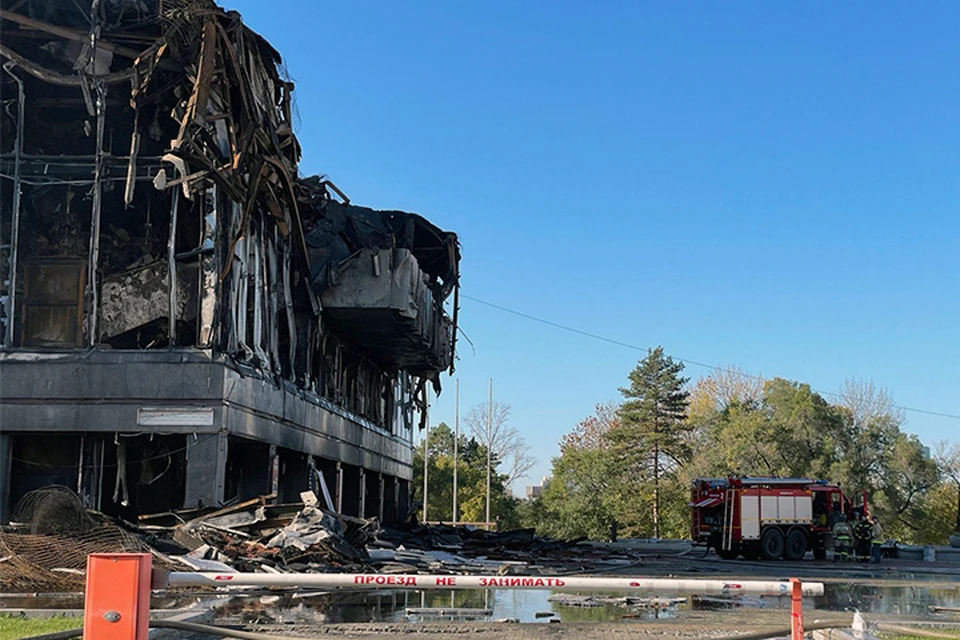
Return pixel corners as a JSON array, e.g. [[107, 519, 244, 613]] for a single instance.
[[166, 572, 823, 597]]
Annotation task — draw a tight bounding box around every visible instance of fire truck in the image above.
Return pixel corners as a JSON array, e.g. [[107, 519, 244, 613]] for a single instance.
[[690, 477, 868, 561]]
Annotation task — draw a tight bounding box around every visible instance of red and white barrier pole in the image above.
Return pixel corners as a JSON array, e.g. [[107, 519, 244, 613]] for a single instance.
[[85, 555, 820, 640], [163, 571, 824, 597]]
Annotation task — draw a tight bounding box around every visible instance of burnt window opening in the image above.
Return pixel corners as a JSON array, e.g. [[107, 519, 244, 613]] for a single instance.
[[277, 448, 309, 504], [224, 437, 272, 504], [8, 434, 82, 509], [6, 432, 186, 521], [96, 434, 187, 520]]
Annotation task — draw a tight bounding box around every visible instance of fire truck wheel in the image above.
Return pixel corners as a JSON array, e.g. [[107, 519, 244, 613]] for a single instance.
[[760, 527, 785, 560], [716, 544, 740, 560], [785, 529, 808, 561]]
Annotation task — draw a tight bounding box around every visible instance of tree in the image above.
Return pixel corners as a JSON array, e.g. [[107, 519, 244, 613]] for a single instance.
[[531, 405, 621, 539], [535, 446, 618, 539], [834, 379, 905, 491], [560, 402, 619, 451], [830, 379, 938, 541], [877, 433, 939, 540], [462, 401, 535, 487], [610, 346, 690, 539], [761, 378, 845, 479], [687, 366, 764, 419], [935, 441, 960, 533], [413, 422, 520, 527]]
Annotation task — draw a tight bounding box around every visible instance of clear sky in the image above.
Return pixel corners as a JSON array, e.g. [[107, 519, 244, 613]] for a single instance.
[[225, 1, 960, 492]]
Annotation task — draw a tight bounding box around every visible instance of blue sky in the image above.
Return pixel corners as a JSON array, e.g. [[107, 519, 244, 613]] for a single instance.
[[226, 1, 960, 492]]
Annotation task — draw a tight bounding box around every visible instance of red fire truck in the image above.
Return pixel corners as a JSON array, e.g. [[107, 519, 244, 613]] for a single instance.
[[690, 477, 868, 561]]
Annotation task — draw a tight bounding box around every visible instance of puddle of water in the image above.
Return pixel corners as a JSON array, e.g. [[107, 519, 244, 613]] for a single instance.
[[816, 583, 960, 617], [218, 589, 680, 624], [215, 582, 960, 624], [7, 581, 958, 624]]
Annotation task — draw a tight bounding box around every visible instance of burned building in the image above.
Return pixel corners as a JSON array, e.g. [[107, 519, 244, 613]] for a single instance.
[[0, 0, 459, 524]]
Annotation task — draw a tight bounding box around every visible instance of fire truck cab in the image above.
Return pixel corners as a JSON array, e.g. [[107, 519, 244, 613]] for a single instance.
[[690, 477, 867, 561]]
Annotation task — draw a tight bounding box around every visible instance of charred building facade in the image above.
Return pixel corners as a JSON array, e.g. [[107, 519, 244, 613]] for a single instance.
[[0, 0, 459, 523]]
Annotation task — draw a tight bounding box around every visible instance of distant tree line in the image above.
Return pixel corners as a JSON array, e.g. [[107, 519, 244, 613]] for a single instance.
[[525, 347, 955, 545]]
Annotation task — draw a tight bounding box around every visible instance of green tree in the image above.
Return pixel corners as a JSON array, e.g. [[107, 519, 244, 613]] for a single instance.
[[687, 377, 846, 480], [873, 433, 938, 541], [914, 481, 958, 545], [685, 372, 939, 544], [610, 346, 690, 539], [412, 423, 519, 528], [531, 404, 622, 539], [935, 441, 960, 534]]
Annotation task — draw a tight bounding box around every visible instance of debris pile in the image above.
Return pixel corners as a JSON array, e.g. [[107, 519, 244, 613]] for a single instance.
[[167, 496, 379, 574], [2, 487, 645, 592], [0, 487, 172, 593], [163, 501, 644, 577], [371, 525, 643, 574], [547, 593, 685, 610]]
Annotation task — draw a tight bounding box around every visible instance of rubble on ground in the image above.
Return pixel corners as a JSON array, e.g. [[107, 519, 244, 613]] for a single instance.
[[1, 487, 644, 591], [163, 496, 644, 577], [547, 593, 685, 610], [0, 487, 177, 592]]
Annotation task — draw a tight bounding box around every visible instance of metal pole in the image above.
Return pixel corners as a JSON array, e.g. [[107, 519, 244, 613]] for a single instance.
[[422, 398, 429, 523], [86, 4, 106, 347], [453, 378, 459, 524], [166, 571, 824, 597], [86, 82, 106, 346], [167, 188, 180, 346], [2, 64, 23, 348], [485, 378, 492, 529]]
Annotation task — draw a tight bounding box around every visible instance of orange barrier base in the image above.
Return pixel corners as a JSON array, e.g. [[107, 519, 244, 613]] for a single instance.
[[83, 553, 152, 640], [791, 577, 804, 640]]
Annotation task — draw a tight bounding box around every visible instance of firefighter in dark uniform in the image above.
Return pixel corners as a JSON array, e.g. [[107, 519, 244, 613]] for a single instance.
[[853, 513, 872, 562], [831, 513, 852, 562]]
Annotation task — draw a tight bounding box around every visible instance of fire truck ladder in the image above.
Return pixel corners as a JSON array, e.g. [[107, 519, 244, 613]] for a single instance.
[[722, 488, 735, 552]]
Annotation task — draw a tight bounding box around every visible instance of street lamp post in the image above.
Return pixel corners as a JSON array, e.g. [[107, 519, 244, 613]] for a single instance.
[[453, 378, 459, 524]]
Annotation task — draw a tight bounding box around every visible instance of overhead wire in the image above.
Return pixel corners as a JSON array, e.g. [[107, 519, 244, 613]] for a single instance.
[[461, 294, 960, 422]]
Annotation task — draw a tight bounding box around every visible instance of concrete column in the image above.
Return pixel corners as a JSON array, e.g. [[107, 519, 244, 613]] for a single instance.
[[184, 431, 227, 509], [307, 456, 317, 494], [394, 477, 400, 523], [269, 444, 279, 496], [398, 479, 409, 522], [0, 433, 10, 524], [378, 473, 385, 522], [359, 467, 366, 518], [277, 450, 309, 503], [383, 475, 397, 526], [336, 462, 343, 513]]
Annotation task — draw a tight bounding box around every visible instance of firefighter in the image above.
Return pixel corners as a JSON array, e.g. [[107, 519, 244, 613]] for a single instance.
[[870, 517, 883, 564], [831, 513, 852, 562], [853, 514, 872, 562]]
